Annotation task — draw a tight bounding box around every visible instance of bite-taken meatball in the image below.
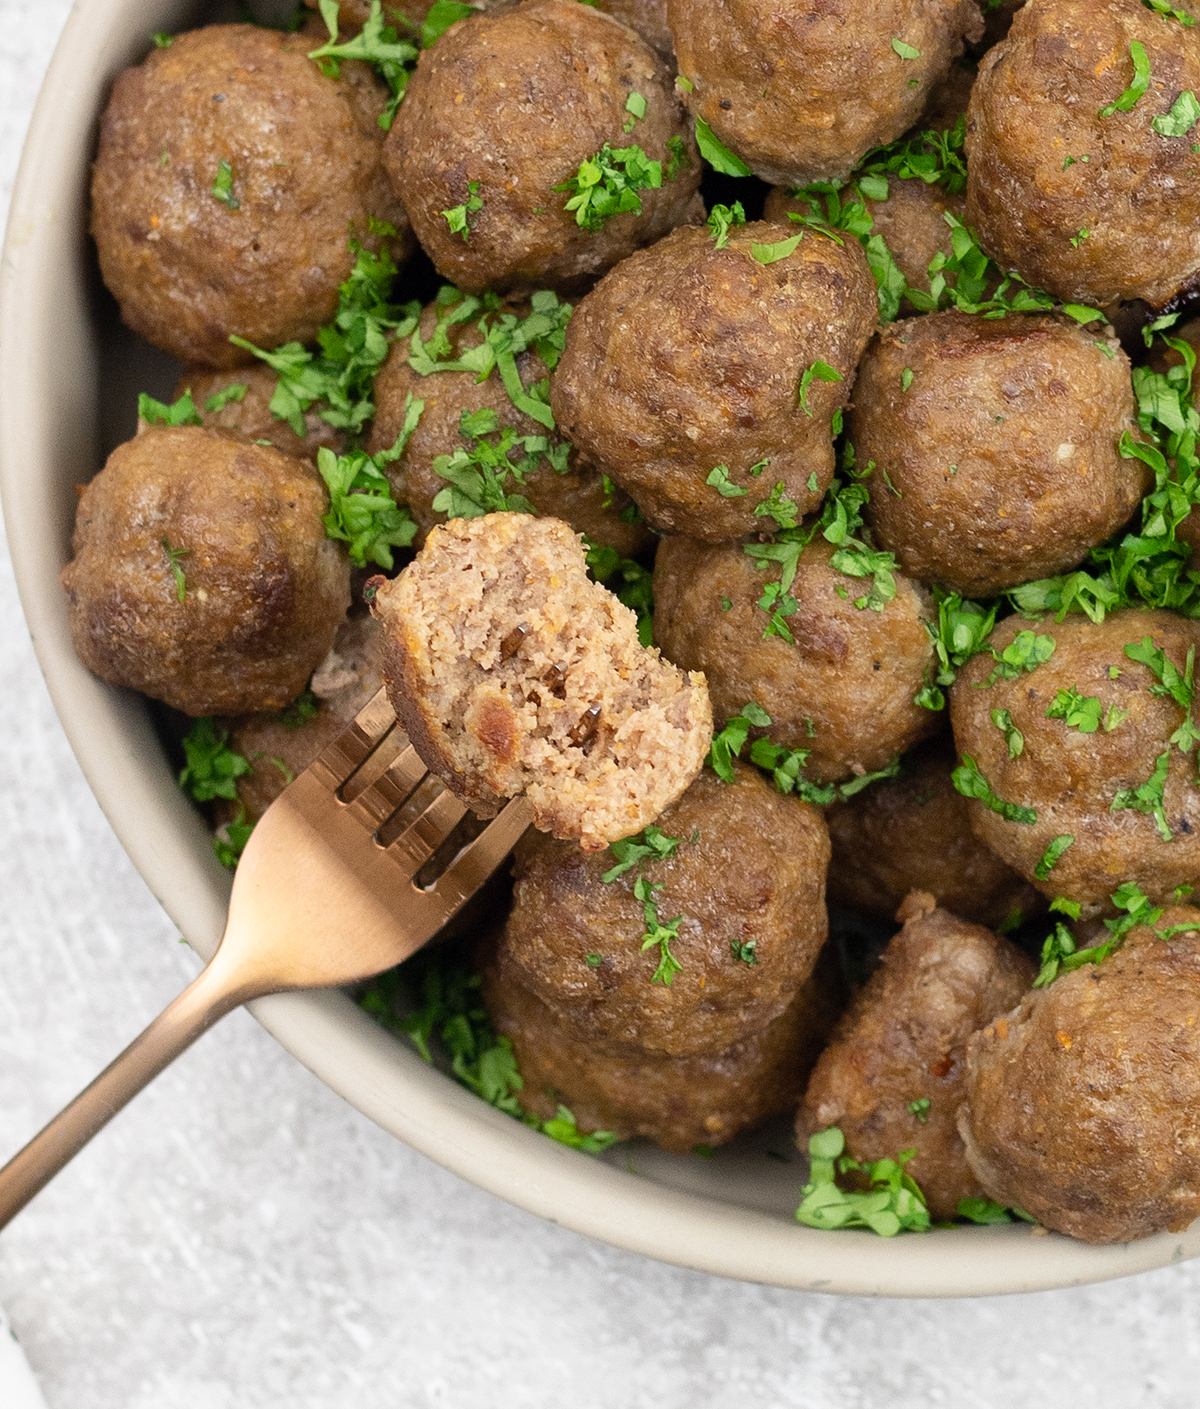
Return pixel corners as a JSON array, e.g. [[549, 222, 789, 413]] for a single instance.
[[850, 312, 1144, 596], [91, 25, 408, 368], [500, 761, 830, 1056], [174, 366, 345, 464], [370, 514, 711, 849], [798, 892, 1035, 1220], [384, 0, 702, 294], [670, 0, 983, 185], [826, 737, 1044, 930], [483, 938, 842, 1152], [655, 535, 939, 781], [966, 0, 1200, 309], [961, 905, 1200, 1243], [950, 611, 1200, 912], [551, 223, 877, 541], [368, 294, 651, 556], [62, 427, 350, 716]]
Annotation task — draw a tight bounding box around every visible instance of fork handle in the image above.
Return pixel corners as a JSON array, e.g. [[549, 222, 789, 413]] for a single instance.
[[0, 951, 268, 1231]]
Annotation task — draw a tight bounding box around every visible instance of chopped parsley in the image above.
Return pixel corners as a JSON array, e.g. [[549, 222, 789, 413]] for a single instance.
[[694, 116, 752, 176], [1098, 41, 1152, 118], [584, 541, 654, 646], [279, 689, 319, 729], [317, 407, 422, 568], [634, 875, 683, 985], [308, 0, 418, 131], [730, 939, 759, 966], [751, 233, 803, 265], [952, 755, 1037, 825], [1144, 0, 1196, 22], [211, 159, 240, 210], [431, 406, 563, 518], [891, 37, 921, 59], [797, 360, 843, 416], [984, 630, 1056, 685], [1153, 89, 1200, 136], [585, 952, 603, 968], [161, 537, 189, 603], [1111, 749, 1173, 841], [203, 383, 247, 412], [753, 481, 802, 531], [178, 718, 250, 803], [624, 90, 647, 130], [1125, 637, 1200, 755], [441, 180, 482, 240], [151, 31, 173, 47], [602, 825, 683, 881], [795, 1127, 930, 1237], [556, 143, 666, 230], [707, 201, 746, 249], [1035, 834, 1075, 881], [705, 464, 749, 498], [138, 390, 201, 427], [991, 708, 1024, 758], [421, 0, 478, 47], [1034, 882, 1171, 987], [957, 1198, 1025, 1225], [1045, 686, 1103, 733], [908, 1098, 930, 1124], [213, 807, 253, 869], [915, 589, 998, 710]]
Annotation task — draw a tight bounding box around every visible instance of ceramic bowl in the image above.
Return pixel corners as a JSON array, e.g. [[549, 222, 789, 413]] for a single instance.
[[4, 0, 1198, 1295]]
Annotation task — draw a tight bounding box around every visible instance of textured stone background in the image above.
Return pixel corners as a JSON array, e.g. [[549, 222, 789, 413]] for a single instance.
[[3, 3, 1200, 1404]]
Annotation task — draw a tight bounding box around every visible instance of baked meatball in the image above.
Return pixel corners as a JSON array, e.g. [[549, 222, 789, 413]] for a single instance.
[[655, 535, 940, 781], [302, 0, 432, 33], [551, 222, 877, 541], [368, 296, 651, 556], [500, 761, 831, 1056], [798, 892, 1035, 1220], [173, 365, 345, 464], [483, 938, 842, 1152], [950, 611, 1200, 911], [966, 0, 1200, 309], [91, 24, 408, 368], [961, 905, 1200, 1243], [850, 312, 1144, 596], [384, 0, 701, 294], [62, 427, 350, 716], [826, 737, 1044, 929], [594, 0, 673, 58], [670, 0, 983, 185]]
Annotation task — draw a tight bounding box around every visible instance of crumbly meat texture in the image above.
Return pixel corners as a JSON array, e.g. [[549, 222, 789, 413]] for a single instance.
[[482, 936, 843, 1151], [826, 737, 1044, 929], [61, 426, 350, 716], [669, 0, 983, 185], [798, 893, 1035, 1220], [654, 535, 939, 781], [498, 761, 831, 1056], [367, 297, 651, 556], [550, 222, 877, 541], [965, 0, 1200, 309], [851, 312, 1145, 596], [383, 0, 702, 295], [593, 0, 673, 57], [949, 610, 1200, 912], [90, 24, 409, 368], [960, 906, 1200, 1243], [764, 178, 970, 318], [369, 513, 711, 848], [173, 365, 345, 464]]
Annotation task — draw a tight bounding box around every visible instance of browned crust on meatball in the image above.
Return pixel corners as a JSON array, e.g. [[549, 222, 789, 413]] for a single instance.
[[655, 535, 939, 781], [369, 513, 711, 847], [551, 222, 877, 541], [593, 0, 673, 57], [61, 426, 350, 717], [960, 906, 1200, 1243], [384, 0, 702, 294], [173, 365, 346, 464], [499, 761, 831, 1056], [483, 936, 843, 1151], [826, 736, 1045, 928], [368, 299, 651, 556], [798, 894, 1035, 1219], [965, 0, 1200, 308], [949, 611, 1200, 911], [670, 0, 983, 185], [850, 312, 1145, 596], [91, 24, 408, 367]]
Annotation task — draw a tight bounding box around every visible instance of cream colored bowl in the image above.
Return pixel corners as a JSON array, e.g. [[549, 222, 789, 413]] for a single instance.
[[4, 0, 1197, 1295]]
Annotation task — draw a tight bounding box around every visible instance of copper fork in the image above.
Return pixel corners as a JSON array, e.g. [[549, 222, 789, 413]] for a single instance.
[[0, 686, 531, 1229]]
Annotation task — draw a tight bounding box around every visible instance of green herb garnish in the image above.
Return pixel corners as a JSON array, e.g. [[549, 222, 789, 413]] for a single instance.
[[212, 159, 240, 210], [317, 407, 422, 568], [694, 116, 752, 176], [308, 0, 418, 130], [421, 0, 477, 47], [751, 233, 803, 265], [138, 390, 202, 427], [1098, 40, 1152, 118], [991, 708, 1024, 758], [556, 143, 665, 230], [634, 875, 683, 985], [707, 201, 746, 249], [1035, 834, 1075, 881], [952, 755, 1037, 825], [178, 718, 250, 803], [442, 180, 483, 241], [161, 536, 189, 603], [797, 360, 843, 415], [795, 1127, 930, 1237]]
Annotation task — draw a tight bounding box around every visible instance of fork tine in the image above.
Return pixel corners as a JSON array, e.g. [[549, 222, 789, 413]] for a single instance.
[[384, 787, 469, 875], [426, 796, 534, 910], [309, 686, 396, 791], [343, 741, 429, 831]]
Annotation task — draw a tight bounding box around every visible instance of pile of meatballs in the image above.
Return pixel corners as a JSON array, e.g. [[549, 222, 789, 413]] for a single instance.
[[65, 0, 1200, 1246]]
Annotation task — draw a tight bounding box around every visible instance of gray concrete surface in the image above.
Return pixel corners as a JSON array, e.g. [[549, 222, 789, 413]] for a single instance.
[[3, 3, 1200, 1404]]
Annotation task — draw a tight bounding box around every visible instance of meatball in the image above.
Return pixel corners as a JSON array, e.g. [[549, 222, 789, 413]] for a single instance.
[[850, 312, 1144, 596], [966, 0, 1200, 309], [669, 0, 983, 185], [500, 761, 831, 1056], [949, 610, 1200, 911], [551, 222, 877, 541], [173, 365, 345, 464], [91, 25, 408, 368], [826, 737, 1044, 929], [302, 0, 431, 32], [62, 427, 350, 716], [369, 514, 711, 848], [961, 905, 1200, 1243], [368, 296, 651, 556], [655, 535, 939, 781], [798, 892, 1035, 1220], [384, 0, 702, 294], [483, 938, 842, 1152], [594, 0, 673, 58]]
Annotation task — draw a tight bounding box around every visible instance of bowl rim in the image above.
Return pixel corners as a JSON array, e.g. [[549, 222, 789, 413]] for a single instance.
[[4, 0, 1198, 1298]]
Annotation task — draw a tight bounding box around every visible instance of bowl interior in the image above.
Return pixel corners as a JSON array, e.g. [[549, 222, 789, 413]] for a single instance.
[[3, 0, 1199, 1296]]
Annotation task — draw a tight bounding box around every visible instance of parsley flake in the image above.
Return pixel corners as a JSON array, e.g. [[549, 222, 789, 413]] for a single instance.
[[421, 0, 478, 47], [556, 143, 665, 230], [441, 180, 483, 241], [1035, 834, 1075, 881], [178, 718, 250, 802], [908, 1098, 931, 1124], [797, 360, 844, 415], [203, 383, 248, 412], [634, 875, 684, 984], [952, 755, 1037, 824], [730, 939, 759, 966], [891, 37, 921, 59], [601, 825, 683, 882], [279, 689, 319, 729], [991, 708, 1024, 758], [317, 405, 422, 569], [161, 536, 189, 603], [916, 589, 997, 710], [151, 31, 173, 47], [138, 390, 201, 427], [984, 630, 1056, 686], [585, 540, 654, 645], [958, 1197, 1018, 1225], [1144, 0, 1196, 21], [211, 158, 240, 210], [694, 116, 752, 176], [705, 464, 749, 497], [624, 90, 647, 131], [707, 200, 746, 248], [1034, 882, 1167, 986], [796, 1127, 931, 1237], [751, 233, 804, 265], [1045, 686, 1103, 734], [308, 0, 418, 131], [213, 807, 253, 869], [1111, 749, 1173, 840], [1152, 88, 1200, 136], [1099, 40, 1152, 118]]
